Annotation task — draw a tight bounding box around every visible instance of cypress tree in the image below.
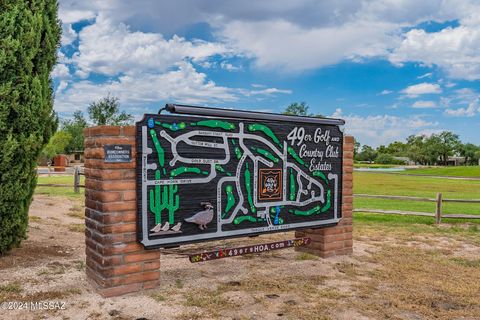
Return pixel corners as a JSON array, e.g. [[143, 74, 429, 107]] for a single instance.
[[0, 0, 61, 253]]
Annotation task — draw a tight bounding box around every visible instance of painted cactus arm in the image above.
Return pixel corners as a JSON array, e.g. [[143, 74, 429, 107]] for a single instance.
[[167, 184, 180, 224], [149, 170, 165, 224]]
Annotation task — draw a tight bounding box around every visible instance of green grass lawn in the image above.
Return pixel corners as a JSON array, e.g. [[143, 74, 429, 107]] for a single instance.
[[36, 175, 84, 199], [405, 166, 480, 177], [354, 172, 480, 222], [354, 163, 401, 168]]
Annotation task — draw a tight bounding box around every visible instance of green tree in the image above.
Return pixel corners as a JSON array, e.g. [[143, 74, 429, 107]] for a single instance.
[[357, 145, 377, 163], [435, 131, 461, 165], [41, 131, 71, 159], [354, 141, 361, 158], [62, 110, 87, 153], [283, 102, 312, 116], [88, 95, 133, 126], [459, 143, 480, 165], [0, 0, 61, 253]]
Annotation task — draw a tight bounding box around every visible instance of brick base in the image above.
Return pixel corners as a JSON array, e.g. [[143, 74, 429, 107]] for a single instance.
[[84, 126, 161, 297], [295, 136, 354, 258]]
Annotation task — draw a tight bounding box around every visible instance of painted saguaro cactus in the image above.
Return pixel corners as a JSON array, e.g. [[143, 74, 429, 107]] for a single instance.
[[149, 170, 180, 225], [149, 170, 165, 224], [165, 184, 179, 224]]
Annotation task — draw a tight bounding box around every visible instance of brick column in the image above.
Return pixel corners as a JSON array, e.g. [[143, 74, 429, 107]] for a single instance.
[[295, 136, 354, 258], [84, 126, 160, 297]]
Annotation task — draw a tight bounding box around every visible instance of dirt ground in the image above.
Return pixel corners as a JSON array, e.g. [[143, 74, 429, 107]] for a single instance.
[[1, 195, 479, 320]]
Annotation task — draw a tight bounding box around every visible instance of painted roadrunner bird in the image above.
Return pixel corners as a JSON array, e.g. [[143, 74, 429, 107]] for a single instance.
[[184, 202, 214, 230]]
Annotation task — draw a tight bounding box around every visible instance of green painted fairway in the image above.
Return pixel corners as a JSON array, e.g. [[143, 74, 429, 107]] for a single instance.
[[405, 166, 480, 177]]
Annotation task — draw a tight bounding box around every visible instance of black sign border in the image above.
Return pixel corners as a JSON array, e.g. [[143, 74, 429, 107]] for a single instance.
[[136, 113, 343, 249]]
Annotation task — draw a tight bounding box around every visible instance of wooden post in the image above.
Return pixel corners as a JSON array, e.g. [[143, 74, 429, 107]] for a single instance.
[[74, 166, 80, 193], [435, 192, 442, 224]]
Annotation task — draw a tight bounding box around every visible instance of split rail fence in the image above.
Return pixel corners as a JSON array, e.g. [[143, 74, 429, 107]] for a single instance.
[[354, 193, 480, 223], [37, 166, 85, 193]]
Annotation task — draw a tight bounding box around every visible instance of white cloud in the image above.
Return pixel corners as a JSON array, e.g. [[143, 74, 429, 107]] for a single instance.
[[390, 25, 480, 80], [401, 83, 441, 97], [220, 19, 398, 72], [73, 15, 231, 77], [412, 100, 436, 108], [54, 61, 291, 114], [416, 129, 445, 137], [417, 72, 432, 79], [61, 23, 77, 46], [220, 61, 241, 71], [54, 62, 237, 113], [444, 98, 479, 117], [332, 108, 438, 146], [378, 89, 393, 95], [51, 64, 71, 79]]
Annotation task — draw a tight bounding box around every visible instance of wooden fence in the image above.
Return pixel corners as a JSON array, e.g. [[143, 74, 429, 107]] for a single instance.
[[354, 193, 480, 223], [37, 166, 85, 193]]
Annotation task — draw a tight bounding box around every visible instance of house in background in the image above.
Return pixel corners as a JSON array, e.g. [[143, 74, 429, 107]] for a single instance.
[[66, 150, 84, 165]]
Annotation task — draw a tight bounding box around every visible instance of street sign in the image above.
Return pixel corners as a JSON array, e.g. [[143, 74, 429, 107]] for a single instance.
[[137, 107, 343, 248]]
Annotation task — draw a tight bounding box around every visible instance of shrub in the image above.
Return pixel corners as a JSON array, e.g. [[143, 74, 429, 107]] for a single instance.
[[375, 153, 406, 165]]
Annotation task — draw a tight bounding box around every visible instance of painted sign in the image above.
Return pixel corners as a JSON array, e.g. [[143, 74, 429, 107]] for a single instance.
[[104, 144, 132, 163], [188, 237, 312, 263], [137, 113, 343, 248]]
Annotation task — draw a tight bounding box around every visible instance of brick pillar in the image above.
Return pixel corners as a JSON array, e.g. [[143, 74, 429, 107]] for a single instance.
[[295, 135, 354, 258], [84, 126, 160, 297]]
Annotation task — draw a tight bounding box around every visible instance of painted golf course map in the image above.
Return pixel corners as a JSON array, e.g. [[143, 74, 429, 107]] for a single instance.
[[137, 114, 343, 248]]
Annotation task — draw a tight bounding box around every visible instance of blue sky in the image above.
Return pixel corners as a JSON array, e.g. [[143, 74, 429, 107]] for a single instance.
[[54, 0, 480, 147]]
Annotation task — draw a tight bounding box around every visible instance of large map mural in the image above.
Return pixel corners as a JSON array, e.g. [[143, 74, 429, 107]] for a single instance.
[[137, 113, 343, 248]]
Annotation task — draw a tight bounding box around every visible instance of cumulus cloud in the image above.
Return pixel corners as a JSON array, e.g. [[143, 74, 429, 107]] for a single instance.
[[54, 62, 237, 113], [220, 19, 397, 71], [378, 89, 393, 95], [390, 25, 480, 80], [332, 108, 438, 146], [444, 98, 479, 117], [401, 83, 442, 97], [73, 15, 231, 78], [412, 100, 436, 108]]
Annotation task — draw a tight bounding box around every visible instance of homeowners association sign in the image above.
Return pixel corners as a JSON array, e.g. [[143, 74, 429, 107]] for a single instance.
[[137, 105, 344, 248]]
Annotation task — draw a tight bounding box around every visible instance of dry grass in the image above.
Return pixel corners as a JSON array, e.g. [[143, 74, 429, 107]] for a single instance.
[[67, 204, 84, 219], [351, 245, 480, 319], [68, 223, 85, 233]]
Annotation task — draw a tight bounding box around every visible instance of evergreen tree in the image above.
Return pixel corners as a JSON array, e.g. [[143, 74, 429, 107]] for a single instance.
[[0, 0, 61, 253]]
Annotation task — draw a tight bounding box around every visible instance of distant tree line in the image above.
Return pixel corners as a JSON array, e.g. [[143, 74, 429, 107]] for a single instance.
[[355, 132, 480, 166], [282, 102, 480, 166], [40, 95, 133, 161]]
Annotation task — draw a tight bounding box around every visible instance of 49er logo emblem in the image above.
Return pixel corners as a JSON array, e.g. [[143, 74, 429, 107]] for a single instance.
[[258, 169, 283, 201]]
